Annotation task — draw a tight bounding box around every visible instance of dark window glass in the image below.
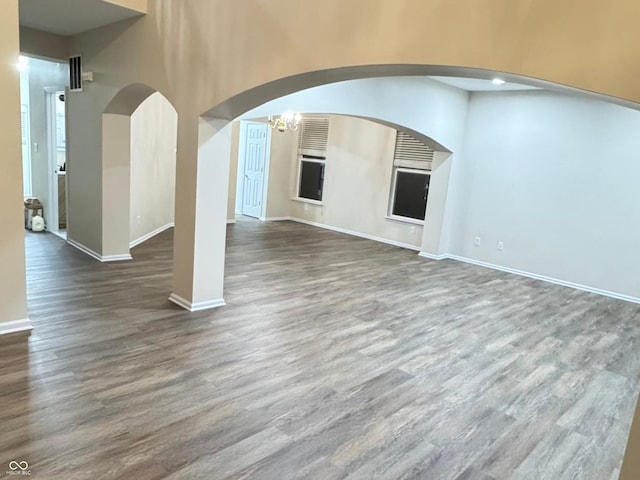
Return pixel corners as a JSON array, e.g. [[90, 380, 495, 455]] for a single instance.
[[392, 170, 429, 220], [299, 160, 325, 201]]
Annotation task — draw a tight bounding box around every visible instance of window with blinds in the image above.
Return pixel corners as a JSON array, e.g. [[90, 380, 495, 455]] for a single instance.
[[388, 131, 433, 222], [393, 131, 434, 171], [298, 117, 329, 155], [297, 117, 329, 202]]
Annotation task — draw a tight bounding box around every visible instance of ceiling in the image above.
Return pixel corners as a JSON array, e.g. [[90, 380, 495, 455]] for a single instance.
[[19, 0, 144, 36], [430, 76, 540, 92]]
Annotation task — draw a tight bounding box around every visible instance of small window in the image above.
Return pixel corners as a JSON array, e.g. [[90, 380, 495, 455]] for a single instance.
[[391, 169, 430, 220], [389, 131, 433, 222], [297, 117, 329, 202], [299, 157, 325, 201]]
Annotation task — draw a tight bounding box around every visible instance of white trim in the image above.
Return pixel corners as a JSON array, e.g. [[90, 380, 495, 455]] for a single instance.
[[102, 254, 133, 262], [420, 253, 640, 305], [288, 217, 421, 251], [168, 293, 226, 312], [67, 238, 132, 262], [388, 167, 430, 222], [50, 229, 67, 241], [385, 215, 425, 226], [227, 219, 237, 224], [291, 197, 323, 206], [130, 222, 174, 248], [262, 217, 290, 222], [0, 318, 33, 336], [67, 238, 102, 261], [418, 252, 448, 260], [261, 127, 273, 219], [45, 87, 67, 237]]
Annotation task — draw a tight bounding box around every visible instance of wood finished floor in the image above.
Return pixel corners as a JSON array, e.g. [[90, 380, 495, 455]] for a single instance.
[[2, 218, 639, 479]]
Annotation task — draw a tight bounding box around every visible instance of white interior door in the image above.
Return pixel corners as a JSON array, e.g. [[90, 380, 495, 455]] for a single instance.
[[241, 123, 268, 218], [46, 89, 67, 238]]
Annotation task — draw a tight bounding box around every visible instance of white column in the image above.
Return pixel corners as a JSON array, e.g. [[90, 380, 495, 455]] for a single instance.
[[170, 115, 231, 311], [420, 152, 453, 259], [101, 113, 133, 261], [0, 0, 31, 336]]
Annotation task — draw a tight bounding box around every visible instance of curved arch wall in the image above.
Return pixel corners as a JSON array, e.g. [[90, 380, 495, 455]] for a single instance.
[[233, 76, 469, 257], [59, 0, 640, 266], [224, 75, 640, 305]]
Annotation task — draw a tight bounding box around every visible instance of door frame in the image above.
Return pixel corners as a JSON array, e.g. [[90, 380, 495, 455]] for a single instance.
[[236, 120, 272, 220], [45, 86, 66, 238]]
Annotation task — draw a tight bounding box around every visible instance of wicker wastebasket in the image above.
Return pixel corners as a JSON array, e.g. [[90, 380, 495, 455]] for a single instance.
[[24, 198, 44, 230]]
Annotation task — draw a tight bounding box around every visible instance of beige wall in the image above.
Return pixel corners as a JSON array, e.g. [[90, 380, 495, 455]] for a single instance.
[[101, 113, 130, 257], [622, 401, 640, 479], [62, 0, 640, 259], [103, 0, 147, 13], [265, 125, 297, 219], [0, 0, 27, 325], [130, 92, 177, 244], [227, 121, 240, 221], [290, 116, 423, 249], [237, 115, 424, 249], [19, 27, 69, 61]]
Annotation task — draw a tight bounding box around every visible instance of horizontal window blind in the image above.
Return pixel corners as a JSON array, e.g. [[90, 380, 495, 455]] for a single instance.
[[299, 117, 329, 155], [393, 131, 433, 170]]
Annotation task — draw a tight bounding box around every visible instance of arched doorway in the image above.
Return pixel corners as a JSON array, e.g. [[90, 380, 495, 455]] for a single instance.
[[101, 84, 178, 261]]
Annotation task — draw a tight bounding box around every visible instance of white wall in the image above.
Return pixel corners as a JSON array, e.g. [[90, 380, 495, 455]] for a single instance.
[[230, 76, 640, 302], [450, 90, 640, 300], [129, 92, 177, 245], [234, 76, 470, 254]]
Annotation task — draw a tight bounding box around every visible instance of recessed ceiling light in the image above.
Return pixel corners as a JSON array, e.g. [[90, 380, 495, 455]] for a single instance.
[[492, 78, 506, 85]]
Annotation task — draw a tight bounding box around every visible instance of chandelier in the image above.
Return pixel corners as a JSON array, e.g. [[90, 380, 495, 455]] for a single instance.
[[267, 111, 302, 132]]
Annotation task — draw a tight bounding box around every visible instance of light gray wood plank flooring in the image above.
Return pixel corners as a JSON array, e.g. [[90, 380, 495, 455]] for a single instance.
[[1, 218, 638, 479]]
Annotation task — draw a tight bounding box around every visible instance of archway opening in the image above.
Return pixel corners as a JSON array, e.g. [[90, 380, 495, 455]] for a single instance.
[[101, 84, 178, 261]]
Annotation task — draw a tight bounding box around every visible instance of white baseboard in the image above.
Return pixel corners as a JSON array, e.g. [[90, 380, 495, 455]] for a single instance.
[[227, 219, 237, 224], [418, 252, 448, 260], [102, 253, 134, 262], [0, 318, 33, 336], [262, 217, 291, 222], [287, 216, 421, 252], [169, 293, 226, 312], [67, 238, 103, 262], [130, 223, 175, 248], [68, 238, 132, 262], [422, 253, 640, 305]]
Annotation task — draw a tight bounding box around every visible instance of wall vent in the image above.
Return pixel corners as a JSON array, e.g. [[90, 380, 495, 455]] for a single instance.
[[393, 131, 434, 170], [69, 55, 83, 92]]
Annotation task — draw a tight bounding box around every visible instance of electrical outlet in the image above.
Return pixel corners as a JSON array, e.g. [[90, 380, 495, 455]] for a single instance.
[[137, 215, 141, 225], [497, 241, 504, 251], [474, 237, 481, 247]]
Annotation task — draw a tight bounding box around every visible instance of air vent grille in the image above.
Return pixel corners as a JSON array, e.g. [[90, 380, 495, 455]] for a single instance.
[[69, 55, 82, 92]]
